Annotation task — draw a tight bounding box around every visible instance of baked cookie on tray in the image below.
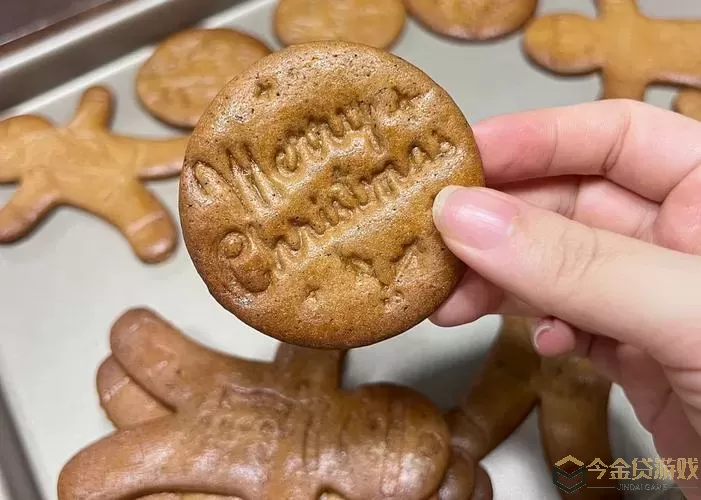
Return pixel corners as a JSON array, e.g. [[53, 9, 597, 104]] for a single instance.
[[179, 41, 484, 348], [524, 0, 701, 100], [274, 0, 406, 49], [58, 308, 493, 500], [0, 86, 187, 263], [404, 0, 537, 41], [137, 28, 272, 129], [447, 317, 621, 499]]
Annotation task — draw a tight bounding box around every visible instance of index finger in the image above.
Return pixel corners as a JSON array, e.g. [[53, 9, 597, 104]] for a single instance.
[[475, 99, 701, 202]]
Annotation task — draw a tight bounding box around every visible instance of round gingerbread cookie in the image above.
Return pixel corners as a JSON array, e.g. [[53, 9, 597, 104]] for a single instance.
[[180, 42, 483, 348], [274, 0, 406, 49], [136, 28, 271, 128], [405, 0, 537, 41]]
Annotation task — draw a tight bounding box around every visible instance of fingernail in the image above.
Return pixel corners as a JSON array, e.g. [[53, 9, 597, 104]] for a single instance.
[[531, 318, 553, 352], [433, 187, 519, 250]]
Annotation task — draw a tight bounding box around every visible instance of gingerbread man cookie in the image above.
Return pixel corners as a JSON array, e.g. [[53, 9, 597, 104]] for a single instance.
[[524, 0, 701, 100], [59, 308, 492, 500], [405, 0, 537, 41], [0, 87, 188, 262], [446, 317, 621, 499]]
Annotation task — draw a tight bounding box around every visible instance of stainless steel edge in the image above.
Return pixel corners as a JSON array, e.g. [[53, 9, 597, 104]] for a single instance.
[[0, 0, 248, 111], [0, 381, 43, 500]]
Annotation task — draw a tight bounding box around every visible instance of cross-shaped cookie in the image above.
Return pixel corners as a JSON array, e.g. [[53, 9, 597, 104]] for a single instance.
[[58, 308, 493, 499], [523, 0, 701, 100], [0, 86, 188, 262], [446, 317, 621, 499]]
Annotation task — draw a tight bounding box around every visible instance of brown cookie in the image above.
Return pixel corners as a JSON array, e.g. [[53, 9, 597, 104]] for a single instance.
[[179, 41, 484, 348], [136, 29, 272, 129], [523, 0, 701, 100], [674, 88, 701, 121], [404, 0, 537, 41], [58, 308, 489, 500], [447, 317, 620, 499], [0, 86, 187, 263], [274, 0, 406, 49]]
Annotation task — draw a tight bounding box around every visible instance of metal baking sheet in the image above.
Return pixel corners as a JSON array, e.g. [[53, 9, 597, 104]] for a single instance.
[[2, 0, 700, 498]]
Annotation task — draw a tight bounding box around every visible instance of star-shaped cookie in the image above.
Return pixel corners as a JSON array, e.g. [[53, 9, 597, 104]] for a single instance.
[[0, 86, 188, 262]]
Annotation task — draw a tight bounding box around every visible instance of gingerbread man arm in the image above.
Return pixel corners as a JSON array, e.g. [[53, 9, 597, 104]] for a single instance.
[[0, 170, 59, 242], [110, 308, 270, 409], [538, 357, 620, 498], [67, 85, 187, 179], [58, 414, 255, 500], [97, 356, 171, 428], [110, 135, 189, 180], [446, 317, 540, 461]]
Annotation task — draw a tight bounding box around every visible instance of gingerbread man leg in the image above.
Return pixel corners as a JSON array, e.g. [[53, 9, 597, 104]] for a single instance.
[[110, 308, 269, 409], [674, 88, 701, 121], [0, 170, 59, 242], [446, 317, 541, 460], [539, 357, 620, 499], [69, 180, 176, 263]]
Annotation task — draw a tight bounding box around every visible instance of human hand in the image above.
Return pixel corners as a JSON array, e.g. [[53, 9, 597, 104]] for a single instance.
[[431, 100, 701, 496]]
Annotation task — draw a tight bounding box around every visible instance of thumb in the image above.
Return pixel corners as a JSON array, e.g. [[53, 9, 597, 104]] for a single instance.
[[432, 186, 701, 368]]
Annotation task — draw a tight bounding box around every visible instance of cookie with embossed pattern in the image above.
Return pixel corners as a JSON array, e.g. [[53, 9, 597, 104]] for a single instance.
[[58, 307, 491, 499], [274, 0, 406, 49], [179, 41, 484, 348], [136, 29, 271, 128], [405, 0, 537, 41]]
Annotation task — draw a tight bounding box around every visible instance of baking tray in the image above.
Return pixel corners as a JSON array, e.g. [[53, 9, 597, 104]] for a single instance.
[[2, 0, 699, 499]]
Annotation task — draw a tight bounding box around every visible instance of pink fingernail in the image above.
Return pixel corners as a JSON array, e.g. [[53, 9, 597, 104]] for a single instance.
[[531, 320, 553, 352], [433, 187, 519, 250]]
